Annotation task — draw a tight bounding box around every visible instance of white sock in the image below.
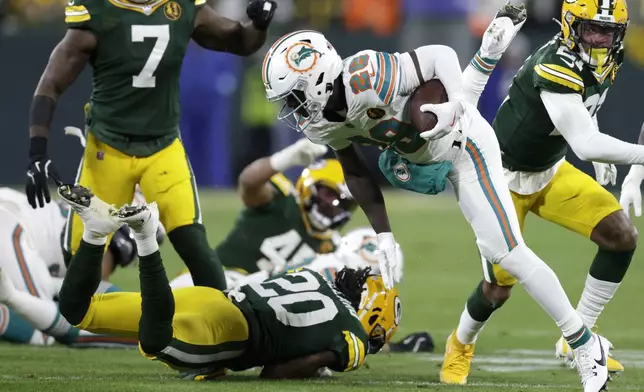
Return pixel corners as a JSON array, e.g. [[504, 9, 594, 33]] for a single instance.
[[455, 305, 486, 345], [576, 274, 620, 329], [499, 244, 585, 337], [4, 290, 59, 332], [134, 235, 159, 257], [82, 227, 108, 246]]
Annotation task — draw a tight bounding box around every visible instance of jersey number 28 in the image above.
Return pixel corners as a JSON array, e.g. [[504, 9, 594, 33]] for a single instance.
[[131, 25, 169, 89], [249, 270, 339, 327]]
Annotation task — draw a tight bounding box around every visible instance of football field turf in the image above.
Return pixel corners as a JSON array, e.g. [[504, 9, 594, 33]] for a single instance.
[[1, 190, 643, 392]]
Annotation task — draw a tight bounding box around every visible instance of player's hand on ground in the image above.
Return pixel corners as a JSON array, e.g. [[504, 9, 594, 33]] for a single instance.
[[26, 151, 62, 209], [419, 101, 464, 141], [592, 162, 617, 186], [247, 0, 277, 31], [480, 2, 527, 60], [620, 174, 642, 218], [375, 232, 401, 289]]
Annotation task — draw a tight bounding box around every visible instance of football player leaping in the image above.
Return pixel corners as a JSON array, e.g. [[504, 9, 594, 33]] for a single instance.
[[261, 4, 610, 391], [26, 0, 278, 291], [444, 0, 644, 384]]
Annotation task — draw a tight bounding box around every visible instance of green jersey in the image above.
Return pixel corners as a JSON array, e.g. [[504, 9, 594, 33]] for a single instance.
[[493, 37, 623, 172], [230, 268, 369, 372], [64, 0, 203, 156], [216, 174, 339, 275]]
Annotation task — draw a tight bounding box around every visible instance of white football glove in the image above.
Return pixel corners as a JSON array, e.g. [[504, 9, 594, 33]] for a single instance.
[[620, 166, 644, 218], [375, 232, 401, 290], [479, 2, 527, 60], [592, 162, 617, 186], [269, 138, 328, 172], [419, 100, 464, 141]]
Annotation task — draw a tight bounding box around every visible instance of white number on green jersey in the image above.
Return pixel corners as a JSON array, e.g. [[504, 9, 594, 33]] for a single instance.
[[556, 46, 584, 71], [249, 270, 339, 327], [584, 89, 609, 118], [257, 230, 316, 272], [131, 25, 169, 88]]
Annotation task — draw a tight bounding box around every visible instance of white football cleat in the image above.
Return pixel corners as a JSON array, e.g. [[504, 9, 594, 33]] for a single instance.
[[114, 202, 159, 240], [556, 334, 624, 375], [480, 2, 527, 60], [573, 333, 609, 392], [57, 184, 122, 238]]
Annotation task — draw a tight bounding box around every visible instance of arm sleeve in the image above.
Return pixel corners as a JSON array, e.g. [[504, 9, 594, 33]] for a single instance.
[[540, 91, 644, 164], [327, 330, 367, 372], [398, 45, 464, 102]]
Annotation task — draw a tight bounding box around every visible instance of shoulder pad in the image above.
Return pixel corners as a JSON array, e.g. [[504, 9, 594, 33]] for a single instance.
[[533, 63, 585, 94], [269, 173, 294, 196], [346, 50, 400, 105]]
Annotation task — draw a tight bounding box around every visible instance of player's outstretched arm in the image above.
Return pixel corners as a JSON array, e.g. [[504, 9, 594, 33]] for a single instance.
[[333, 144, 390, 234], [620, 122, 644, 217], [192, 0, 276, 56], [238, 138, 327, 207], [541, 91, 644, 165], [260, 351, 336, 379], [462, 2, 527, 106], [30, 29, 96, 140]]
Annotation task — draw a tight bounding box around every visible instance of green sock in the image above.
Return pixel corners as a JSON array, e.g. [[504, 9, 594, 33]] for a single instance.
[[565, 326, 592, 350], [58, 240, 105, 325], [466, 281, 498, 322], [589, 249, 634, 283], [138, 250, 174, 354], [168, 224, 226, 290]]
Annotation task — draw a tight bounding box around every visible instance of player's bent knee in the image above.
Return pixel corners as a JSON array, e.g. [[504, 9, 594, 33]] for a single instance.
[[497, 243, 554, 283], [482, 281, 513, 307], [592, 210, 638, 251]]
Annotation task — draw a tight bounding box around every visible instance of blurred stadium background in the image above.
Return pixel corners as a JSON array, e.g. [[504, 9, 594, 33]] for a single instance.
[[1, 0, 644, 188]]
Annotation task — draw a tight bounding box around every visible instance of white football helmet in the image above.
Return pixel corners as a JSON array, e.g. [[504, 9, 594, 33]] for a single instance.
[[262, 30, 343, 132], [337, 227, 404, 281]]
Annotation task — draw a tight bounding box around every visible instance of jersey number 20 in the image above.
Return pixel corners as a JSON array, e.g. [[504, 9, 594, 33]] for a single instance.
[[249, 270, 339, 327], [131, 25, 170, 89]]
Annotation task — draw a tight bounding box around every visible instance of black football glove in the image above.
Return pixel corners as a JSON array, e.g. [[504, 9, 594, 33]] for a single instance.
[[247, 0, 277, 31], [26, 137, 61, 209]]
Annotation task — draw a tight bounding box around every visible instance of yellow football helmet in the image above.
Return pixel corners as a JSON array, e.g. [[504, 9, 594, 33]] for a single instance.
[[561, 0, 628, 74], [358, 275, 402, 354], [295, 159, 356, 232]]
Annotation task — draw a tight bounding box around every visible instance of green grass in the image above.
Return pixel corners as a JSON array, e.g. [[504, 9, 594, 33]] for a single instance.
[[1, 190, 643, 392]]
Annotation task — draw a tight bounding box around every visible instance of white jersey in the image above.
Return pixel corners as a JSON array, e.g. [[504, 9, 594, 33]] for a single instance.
[[303, 50, 462, 164], [0, 188, 67, 272]]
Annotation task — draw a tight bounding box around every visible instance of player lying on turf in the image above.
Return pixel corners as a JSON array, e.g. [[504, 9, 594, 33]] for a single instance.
[[26, 0, 278, 291], [56, 185, 400, 379], [261, 4, 610, 392], [214, 139, 357, 277], [444, 0, 644, 384], [0, 187, 161, 348], [170, 226, 403, 289]]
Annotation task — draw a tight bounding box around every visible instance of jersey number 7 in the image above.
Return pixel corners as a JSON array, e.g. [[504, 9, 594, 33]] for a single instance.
[[131, 25, 170, 89]]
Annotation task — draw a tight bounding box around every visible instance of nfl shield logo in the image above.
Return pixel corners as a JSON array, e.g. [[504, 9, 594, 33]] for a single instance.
[[96, 151, 104, 160]]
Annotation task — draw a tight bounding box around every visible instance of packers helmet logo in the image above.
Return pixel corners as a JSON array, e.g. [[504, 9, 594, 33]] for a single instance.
[[393, 162, 410, 183], [285, 42, 323, 73], [393, 296, 402, 326], [164, 1, 181, 21], [367, 108, 385, 119]]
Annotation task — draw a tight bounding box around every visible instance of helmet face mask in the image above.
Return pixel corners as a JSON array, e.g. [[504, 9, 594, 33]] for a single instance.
[[561, 0, 629, 74], [263, 31, 344, 132]]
